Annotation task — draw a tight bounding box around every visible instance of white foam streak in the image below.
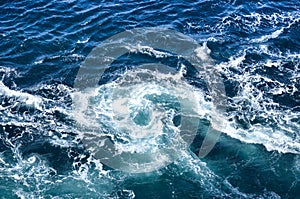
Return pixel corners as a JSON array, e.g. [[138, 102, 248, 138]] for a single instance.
[[251, 27, 284, 43], [221, 123, 300, 154], [195, 42, 211, 61], [0, 81, 43, 110], [77, 38, 90, 44], [133, 44, 173, 58], [214, 41, 300, 154], [228, 53, 246, 68]]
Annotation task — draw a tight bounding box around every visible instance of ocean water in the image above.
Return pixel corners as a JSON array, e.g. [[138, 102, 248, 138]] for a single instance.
[[0, 0, 300, 198]]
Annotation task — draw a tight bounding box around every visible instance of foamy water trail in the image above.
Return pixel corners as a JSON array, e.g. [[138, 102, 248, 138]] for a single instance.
[[1, 9, 299, 197]]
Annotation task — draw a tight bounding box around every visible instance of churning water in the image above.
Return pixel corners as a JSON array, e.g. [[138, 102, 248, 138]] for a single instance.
[[0, 0, 299, 198]]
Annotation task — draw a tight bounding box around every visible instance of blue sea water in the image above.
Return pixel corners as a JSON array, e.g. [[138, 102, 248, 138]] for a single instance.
[[0, 0, 300, 198]]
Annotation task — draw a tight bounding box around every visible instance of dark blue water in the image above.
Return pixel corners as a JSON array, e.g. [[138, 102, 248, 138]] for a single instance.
[[0, 0, 300, 198]]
